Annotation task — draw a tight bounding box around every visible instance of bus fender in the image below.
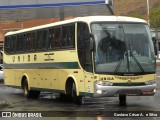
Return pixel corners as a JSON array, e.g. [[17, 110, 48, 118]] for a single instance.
[[21, 74, 30, 90], [67, 75, 79, 96]]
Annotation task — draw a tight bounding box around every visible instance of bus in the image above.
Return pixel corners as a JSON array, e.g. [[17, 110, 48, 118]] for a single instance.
[[3, 16, 156, 105]]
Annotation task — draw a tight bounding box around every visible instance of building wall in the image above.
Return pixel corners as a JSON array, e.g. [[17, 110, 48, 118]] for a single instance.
[[0, 0, 105, 7]]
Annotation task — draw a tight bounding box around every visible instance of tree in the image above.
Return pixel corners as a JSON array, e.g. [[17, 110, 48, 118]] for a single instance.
[[150, 7, 160, 28], [128, 12, 143, 19]]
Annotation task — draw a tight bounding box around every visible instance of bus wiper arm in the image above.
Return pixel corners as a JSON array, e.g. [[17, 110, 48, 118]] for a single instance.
[[130, 52, 145, 73], [115, 51, 125, 73]]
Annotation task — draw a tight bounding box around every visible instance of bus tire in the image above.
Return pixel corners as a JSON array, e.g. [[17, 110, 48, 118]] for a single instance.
[[72, 82, 83, 105], [22, 79, 40, 99], [119, 94, 126, 106], [59, 93, 73, 102]]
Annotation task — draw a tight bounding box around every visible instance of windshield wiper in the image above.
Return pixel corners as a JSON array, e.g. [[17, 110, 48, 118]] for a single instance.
[[115, 50, 125, 73], [129, 51, 145, 73], [114, 50, 145, 73]]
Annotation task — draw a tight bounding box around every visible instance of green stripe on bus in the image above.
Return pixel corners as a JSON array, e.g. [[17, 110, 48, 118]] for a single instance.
[[4, 62, 79, 69], [31, 87, 65, 93], [6, 85, 21, 89]]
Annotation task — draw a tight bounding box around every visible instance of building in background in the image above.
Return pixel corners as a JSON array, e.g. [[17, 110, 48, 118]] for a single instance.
[[0, 0, 114, 51]]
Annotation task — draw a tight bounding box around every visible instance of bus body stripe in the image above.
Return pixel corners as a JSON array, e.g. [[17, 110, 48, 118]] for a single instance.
[[3, 62, 79, 69]]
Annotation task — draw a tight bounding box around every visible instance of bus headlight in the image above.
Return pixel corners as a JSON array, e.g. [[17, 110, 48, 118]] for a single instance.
[[145, 80, 156, 85], [96, 80, 113, 86]]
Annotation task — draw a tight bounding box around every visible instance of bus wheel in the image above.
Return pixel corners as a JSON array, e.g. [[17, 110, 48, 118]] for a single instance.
[[72, 82, 83, 105], [119, 94, 126, 106], [22, 79, 40, 99]]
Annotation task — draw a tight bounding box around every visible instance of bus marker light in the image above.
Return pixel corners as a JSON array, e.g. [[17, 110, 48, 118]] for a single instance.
[[127, 80, 131, 85]]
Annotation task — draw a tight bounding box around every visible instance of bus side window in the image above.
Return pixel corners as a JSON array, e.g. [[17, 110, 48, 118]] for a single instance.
[[37, 31, 43, 50], [77, 22, 92, 72], [62, 24, 75, 48], [62, 25, 67, 47], [37, 30, 47, 50], [10, 36, 17, 53], [48, 28, 55, 49], [68, 24, 75, 47], [4, 37, 10, 54], [54, 27, 61, 48], [17, 34, 25, 52], [16, 35, 20, 52], [26, 33, 30, 51], [26, 32, 35, 51], [43, 30, 48, 49], [30, 32, 36, 51]]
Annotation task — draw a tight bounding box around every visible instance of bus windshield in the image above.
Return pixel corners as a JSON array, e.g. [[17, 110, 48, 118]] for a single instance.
[[91, 23, 156, 75]]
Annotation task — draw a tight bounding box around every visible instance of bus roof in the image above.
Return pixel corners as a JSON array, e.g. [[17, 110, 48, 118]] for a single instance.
[[5, 16, 147, 36]]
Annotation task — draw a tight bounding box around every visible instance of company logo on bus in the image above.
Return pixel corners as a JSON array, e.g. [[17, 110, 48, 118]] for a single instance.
[[127, 80, 132, 85]]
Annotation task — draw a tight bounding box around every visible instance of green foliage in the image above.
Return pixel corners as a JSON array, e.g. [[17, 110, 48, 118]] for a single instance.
[[128, 12, 143, 19], [150, 7, 160, 28]]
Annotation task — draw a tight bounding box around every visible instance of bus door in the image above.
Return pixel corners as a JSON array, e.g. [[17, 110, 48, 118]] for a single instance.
[[83, 40, 95, 94], [84, 71, 94, 94], [77, 22, 95, 94]]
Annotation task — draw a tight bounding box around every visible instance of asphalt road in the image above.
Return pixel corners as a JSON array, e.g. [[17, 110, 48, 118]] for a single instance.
[[0, 69, 160, 120]]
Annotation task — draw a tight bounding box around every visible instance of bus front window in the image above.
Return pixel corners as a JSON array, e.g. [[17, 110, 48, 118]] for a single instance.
[[91, 23, 156, 74]]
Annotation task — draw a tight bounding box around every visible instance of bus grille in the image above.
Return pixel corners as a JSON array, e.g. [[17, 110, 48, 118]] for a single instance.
[[113, 82, 145, 86], [116, 89, 142, 95]]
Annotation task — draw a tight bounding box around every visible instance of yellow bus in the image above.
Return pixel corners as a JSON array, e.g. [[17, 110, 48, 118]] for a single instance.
[[3, 16, 156, 105]]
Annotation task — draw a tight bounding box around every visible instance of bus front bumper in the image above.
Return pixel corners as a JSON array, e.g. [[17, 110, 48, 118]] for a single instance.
[[94, 84, 156, 97]]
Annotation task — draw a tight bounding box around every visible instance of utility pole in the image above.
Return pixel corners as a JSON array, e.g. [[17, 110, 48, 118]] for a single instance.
[[156, 29, 159, 59], [59, 7, 64, 21], [146, 0, 150, 26], [105, 0, 114, 15]]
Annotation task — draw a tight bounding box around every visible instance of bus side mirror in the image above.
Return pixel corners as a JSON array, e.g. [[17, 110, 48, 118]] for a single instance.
[[152, 37, 157, 55], [89, 34, 94, 51]]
